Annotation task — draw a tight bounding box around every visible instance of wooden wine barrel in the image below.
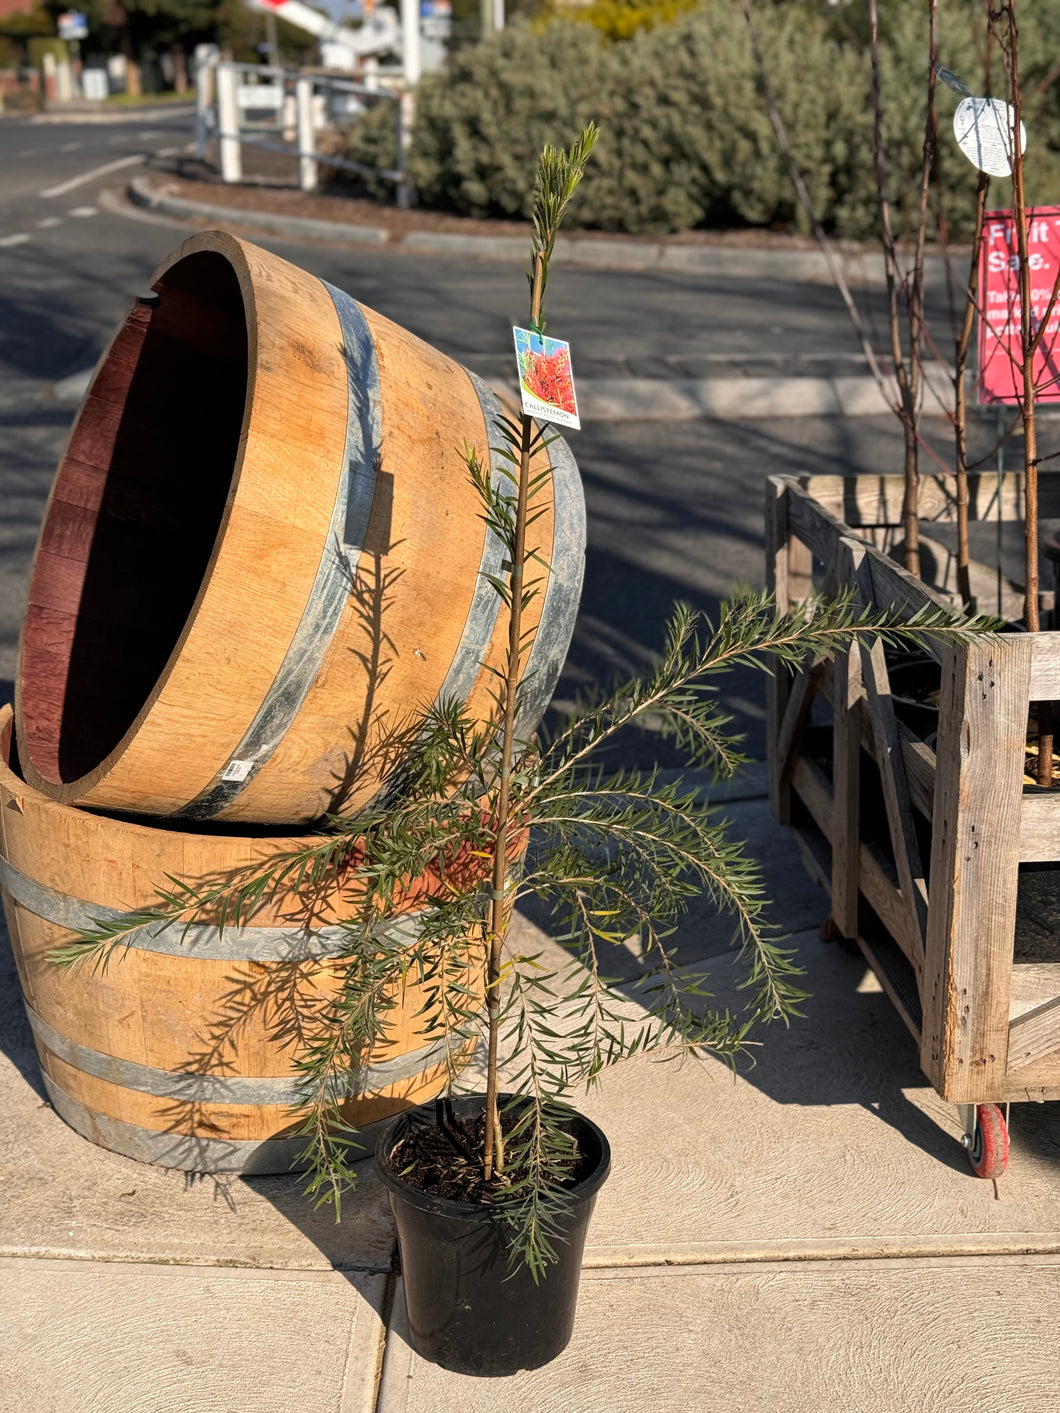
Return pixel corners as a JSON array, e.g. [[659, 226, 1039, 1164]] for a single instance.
[[16, 229, 584, 824], [0, 706, 486, 1174]]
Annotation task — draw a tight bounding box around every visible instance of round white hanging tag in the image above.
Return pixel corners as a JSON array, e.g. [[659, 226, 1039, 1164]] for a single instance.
[[953, 96, 1026, 177]]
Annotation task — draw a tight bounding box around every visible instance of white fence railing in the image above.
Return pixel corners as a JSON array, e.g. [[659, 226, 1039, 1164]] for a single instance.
[[196, 58, 411, 209]]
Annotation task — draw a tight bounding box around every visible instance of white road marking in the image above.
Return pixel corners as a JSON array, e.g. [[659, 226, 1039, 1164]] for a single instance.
[[37, 216, 62, 228], [59, 141, 82, 153], [137, 130, 165, 140], [68, 206, 99, 218], [0, 233, 31, 248], [39, 153, 142, 199]]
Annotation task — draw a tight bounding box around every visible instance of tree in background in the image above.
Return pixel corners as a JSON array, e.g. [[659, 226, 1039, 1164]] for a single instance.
[[32, 0, 313, 91]]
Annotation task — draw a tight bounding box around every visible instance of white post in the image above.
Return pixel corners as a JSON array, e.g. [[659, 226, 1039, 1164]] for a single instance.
[[400, 0, 420, 86], [215, 62, 242, 183], [194, 55, 214, 160], [492, 0, 504, 30], [42, 50, 56, 102], [295, 75, 318, 193]]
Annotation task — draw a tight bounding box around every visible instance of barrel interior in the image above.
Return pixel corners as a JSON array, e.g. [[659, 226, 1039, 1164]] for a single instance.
[[19, 250, 249, 785]]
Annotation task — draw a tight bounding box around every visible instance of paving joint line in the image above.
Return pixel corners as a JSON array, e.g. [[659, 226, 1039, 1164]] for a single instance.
[[580, 1248, 1060, 1278], [0, 1245, 393, 1275], [582, 1236, 1060, 1271]]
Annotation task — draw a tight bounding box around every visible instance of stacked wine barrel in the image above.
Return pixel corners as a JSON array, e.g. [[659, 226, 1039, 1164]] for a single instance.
[[0, 231, 585, 1173]]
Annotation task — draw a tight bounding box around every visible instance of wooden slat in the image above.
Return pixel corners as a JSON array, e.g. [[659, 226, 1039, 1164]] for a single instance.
[[785, 484, 955, 662], [1007, 997, 1060, 1073], [775, 651, 823, 791], [920, 636, 1031, 1102], [819, 661, 938, 822], [1030, 633, 1060, 700], [781, 476, 854, 579], [1018, 791, 1060, 863], [789, 755, 923, 973], [788, 532, 814, 606], [1009, 961, 1060, 1020], [766, 478, 792, 824], [790, 827, 831, 894], [863, 551, 956, 637], [858, 842, 923, 976], [830, 539, 862, 940], [1003, 1081, 1060, 1101], [859, 635, 928, 955], [790, 755, 832, 840], [830, 647, 861, 939], [796, 470, 1054, 527]]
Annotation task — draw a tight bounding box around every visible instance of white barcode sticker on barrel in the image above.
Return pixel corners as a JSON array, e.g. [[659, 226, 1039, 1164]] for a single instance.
[[221, 759, 254, 783]]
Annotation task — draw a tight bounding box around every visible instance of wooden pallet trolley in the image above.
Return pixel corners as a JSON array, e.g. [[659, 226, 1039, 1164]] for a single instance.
[[766, 471, 1060, 1179]]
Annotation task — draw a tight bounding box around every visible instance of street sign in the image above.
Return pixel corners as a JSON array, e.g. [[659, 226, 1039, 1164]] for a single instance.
[[57, 10, 89, 39], [978, 206, 1060, 405]]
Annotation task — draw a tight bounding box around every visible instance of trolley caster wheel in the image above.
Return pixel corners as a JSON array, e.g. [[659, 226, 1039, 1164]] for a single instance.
[[819, 916, 858, 953], [961, 1103, 1009, 1180]]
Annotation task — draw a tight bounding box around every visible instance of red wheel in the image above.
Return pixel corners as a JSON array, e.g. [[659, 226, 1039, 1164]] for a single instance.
[[966, 1103, 1009, 1179]]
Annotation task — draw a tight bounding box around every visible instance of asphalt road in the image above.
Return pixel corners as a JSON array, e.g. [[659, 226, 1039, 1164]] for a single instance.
[[0, 109, 1005, 761]]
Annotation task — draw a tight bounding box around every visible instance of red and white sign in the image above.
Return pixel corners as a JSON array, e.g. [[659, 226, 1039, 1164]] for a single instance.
[[978, 205, 1060, 405]]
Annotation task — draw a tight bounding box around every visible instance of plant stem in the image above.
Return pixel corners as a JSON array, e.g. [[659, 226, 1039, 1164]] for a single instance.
[[954, 172, 990, 605], [999, 2, 1052, 782], [868, 0, 921, 578], [483, 249, 546, 1183], [1007, 5, 1038, 635]]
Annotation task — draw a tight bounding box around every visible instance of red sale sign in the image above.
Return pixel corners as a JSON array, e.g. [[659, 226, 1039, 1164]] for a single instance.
[[978, 206, 1060, 405]]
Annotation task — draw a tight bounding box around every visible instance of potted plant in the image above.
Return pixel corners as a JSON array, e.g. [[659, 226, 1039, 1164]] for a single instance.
[[58, 129, 985, 1375]]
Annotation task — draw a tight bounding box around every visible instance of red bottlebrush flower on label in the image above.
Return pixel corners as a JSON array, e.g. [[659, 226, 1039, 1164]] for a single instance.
[[521, 347, 577, 414]]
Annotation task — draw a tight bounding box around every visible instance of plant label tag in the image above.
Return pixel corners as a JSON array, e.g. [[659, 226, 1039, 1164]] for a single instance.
[[221, 758, 254, 783], [954, 96, 1026, 177], [513, 327, 580, 429]]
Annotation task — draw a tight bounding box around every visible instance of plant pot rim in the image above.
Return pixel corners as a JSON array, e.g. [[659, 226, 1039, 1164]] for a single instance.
[[373, 1092, 611, 1222]]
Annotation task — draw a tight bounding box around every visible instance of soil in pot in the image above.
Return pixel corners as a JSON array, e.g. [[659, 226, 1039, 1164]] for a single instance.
[[376, 1095, 610, 1377]]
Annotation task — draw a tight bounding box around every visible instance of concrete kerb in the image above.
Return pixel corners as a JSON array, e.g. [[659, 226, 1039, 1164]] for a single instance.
[[128, 174, 389, 246], [128, 175, 960, 287], [31, 104, 197, 125]]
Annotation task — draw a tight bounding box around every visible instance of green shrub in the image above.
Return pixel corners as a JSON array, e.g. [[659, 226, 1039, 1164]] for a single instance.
[[342, 0, 1060, 238]]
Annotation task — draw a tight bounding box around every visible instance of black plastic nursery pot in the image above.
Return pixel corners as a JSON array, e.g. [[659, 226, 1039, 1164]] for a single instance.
[[374, 1094, 611, 1377]]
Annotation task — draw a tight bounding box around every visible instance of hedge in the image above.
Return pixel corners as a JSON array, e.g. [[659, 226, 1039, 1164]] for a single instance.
[[342, 0, 1060, 239]]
